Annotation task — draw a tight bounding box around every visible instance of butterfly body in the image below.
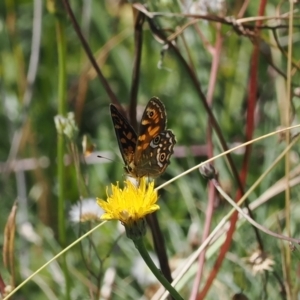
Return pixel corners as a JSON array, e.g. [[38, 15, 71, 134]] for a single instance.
[[110, 97, 176, 178]]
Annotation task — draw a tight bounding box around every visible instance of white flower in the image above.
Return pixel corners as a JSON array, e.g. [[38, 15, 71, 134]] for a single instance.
[[245, 250, 275, 275], [69, 198, 104, 223]]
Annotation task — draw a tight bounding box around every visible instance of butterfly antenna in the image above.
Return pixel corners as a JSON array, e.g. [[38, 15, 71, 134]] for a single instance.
[[97, 155, 125, 167], [97, 155, 115, 163]]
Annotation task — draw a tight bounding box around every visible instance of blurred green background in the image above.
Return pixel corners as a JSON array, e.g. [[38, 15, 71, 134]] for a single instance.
[[1, 0, 300, 299]]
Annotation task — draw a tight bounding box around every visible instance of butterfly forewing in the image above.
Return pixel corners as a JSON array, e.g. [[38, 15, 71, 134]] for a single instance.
[[134, 97, 167, 163], [110, 104, 137, 166]]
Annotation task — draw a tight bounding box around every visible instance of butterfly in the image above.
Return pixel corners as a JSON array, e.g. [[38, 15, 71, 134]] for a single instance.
[[110, 97, 176, 178]]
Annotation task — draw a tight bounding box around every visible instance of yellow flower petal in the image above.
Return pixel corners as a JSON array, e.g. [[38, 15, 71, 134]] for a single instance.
[[97, 178, 159, 226]]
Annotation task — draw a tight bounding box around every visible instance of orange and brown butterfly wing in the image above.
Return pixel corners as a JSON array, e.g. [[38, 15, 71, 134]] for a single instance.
[[110, 104, 137, 167], [134, 97, 166, 162], [134, 97, 176, 177], [135, 129, 176, 177]]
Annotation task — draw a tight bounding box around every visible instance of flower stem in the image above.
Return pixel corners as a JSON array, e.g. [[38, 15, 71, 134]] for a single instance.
[[133, 238, 183, 300], [55, 13, 70, 300]]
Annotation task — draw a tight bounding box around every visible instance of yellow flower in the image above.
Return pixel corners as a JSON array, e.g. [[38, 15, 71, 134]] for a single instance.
[[97, 178, 159, 226]]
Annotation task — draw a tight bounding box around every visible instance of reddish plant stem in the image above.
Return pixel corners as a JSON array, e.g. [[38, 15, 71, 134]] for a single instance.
[[0, 274, 6, 296], [197, 1, 267, 299], [190, 23, 223, 300]]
